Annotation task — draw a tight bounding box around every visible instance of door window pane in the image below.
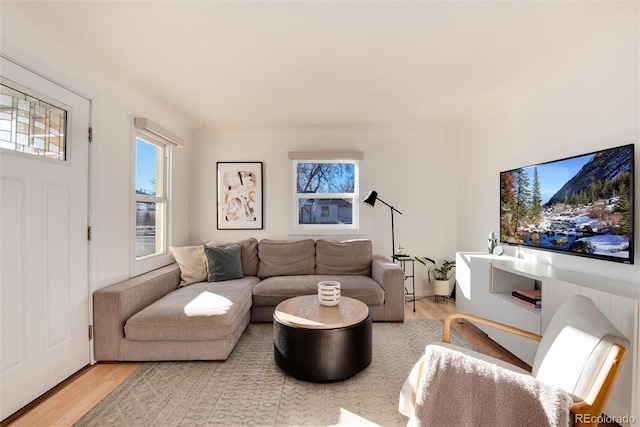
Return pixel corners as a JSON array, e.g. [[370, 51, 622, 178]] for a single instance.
[[0, 83, 67, 160]]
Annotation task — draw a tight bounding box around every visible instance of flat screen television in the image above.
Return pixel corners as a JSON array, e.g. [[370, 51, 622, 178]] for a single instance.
[[500, 144, 634, 264]]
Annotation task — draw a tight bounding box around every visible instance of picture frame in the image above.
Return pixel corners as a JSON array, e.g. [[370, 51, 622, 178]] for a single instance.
[[217, 162, 264, 230]]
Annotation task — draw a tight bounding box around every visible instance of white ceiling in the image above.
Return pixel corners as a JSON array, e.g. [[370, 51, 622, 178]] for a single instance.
[[42, 1, 631, 128]]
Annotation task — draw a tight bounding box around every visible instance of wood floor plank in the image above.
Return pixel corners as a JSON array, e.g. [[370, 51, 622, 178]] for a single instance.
[[6, 363, 141, 427], [4, 298, 530, 426]]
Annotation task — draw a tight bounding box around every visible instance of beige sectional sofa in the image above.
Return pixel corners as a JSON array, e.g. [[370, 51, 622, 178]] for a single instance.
[[93, 238, 405, 362]]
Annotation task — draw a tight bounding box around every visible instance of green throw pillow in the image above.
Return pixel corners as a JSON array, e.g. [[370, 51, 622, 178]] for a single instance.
[[204, 244, 244, 282]]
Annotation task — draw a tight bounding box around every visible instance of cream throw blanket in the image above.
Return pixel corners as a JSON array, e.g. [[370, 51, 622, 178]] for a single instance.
[[399, 344, 573, 426]]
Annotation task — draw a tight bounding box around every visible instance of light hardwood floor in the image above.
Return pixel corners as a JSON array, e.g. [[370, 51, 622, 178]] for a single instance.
[[3, 297, 529, 427]]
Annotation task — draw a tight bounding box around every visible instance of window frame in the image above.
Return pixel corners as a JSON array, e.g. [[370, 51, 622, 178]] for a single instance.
[[290, 157, 361, 235], [130, 130, 172, 276]]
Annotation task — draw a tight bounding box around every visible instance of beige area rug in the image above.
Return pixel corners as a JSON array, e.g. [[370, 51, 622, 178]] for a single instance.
[[75, 320, 476, 427]]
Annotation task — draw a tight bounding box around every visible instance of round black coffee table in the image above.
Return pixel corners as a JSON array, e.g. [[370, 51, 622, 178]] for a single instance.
[[273, 295, 372, 382]]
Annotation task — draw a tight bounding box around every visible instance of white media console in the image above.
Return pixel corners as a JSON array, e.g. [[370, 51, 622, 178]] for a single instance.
[[456, 252, 639, 425]]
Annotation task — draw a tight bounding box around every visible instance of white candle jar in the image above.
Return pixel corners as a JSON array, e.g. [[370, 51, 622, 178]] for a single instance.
[[317, 281, 341, 306]]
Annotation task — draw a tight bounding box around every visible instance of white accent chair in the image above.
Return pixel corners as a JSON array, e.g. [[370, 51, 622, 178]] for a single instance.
[[400, 295, 630, 426]]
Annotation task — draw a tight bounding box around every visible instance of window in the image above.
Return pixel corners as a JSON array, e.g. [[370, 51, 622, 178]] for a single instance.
[[134, 135, 168, 260], [131, 118, 182, 276], [0, 83, 67, 161], [291, 153, 361, 234]]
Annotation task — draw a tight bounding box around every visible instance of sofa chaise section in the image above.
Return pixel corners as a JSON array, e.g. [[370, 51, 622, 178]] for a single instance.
[[93, 263, 259, 361]]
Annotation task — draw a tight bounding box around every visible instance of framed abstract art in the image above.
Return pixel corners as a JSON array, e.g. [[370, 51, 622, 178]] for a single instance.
[[217, 162, 264, 230]]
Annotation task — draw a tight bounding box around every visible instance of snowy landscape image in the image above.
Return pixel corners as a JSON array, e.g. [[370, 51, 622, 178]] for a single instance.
[[500, 145, 633, 262]]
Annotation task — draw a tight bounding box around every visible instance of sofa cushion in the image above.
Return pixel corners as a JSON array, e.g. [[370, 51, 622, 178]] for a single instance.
[[124, 278, 259, 341], [170, 243, 213, 286], [204, 245, 244, 282], [316, 239, 372, 276], [257, 239, 316, 279], [218, 238, 259, 276], [252, 275, 384, 307]]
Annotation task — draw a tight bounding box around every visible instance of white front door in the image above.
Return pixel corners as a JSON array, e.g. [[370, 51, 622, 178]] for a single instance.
[[0, 57, 91, 419]]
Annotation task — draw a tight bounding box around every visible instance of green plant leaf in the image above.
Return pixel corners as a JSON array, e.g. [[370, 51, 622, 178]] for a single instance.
[[415, 256, 456, 280]]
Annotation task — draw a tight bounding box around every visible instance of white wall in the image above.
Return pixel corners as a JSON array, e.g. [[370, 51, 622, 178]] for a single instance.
[[191, 124, 456, 295], [6, 1, 634, 296], [453, 6, 640, 287], [0, 2, 195, 289]]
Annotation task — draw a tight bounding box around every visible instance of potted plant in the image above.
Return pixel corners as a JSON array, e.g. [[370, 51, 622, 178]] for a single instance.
[[415, 257, 456, 297]]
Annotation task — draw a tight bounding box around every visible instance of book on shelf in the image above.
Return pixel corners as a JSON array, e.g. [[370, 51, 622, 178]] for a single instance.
[[511, 294, 541, 309], [514, 289, 541, 300], [511, 291, 542, 307]]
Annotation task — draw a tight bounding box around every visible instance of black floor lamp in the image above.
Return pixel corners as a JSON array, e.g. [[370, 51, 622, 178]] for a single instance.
[[363, 190, 403, 259]]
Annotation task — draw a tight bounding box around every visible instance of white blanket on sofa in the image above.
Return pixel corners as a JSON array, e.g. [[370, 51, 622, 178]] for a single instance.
[[399, 344, 573, 427]]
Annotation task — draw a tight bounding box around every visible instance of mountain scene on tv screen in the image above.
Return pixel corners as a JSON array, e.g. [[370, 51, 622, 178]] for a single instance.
[[500, 145, 632, 260]]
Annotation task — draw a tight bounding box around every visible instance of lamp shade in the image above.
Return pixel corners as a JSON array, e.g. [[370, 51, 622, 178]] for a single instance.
[[363, 190, 378, 207]]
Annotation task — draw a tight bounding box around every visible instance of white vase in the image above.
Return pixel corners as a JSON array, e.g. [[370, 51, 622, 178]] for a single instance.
[[432, 279, 450, 297], [318, 281, 341, 306]]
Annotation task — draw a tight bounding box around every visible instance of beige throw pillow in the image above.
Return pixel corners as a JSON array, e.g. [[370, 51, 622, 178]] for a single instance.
[[170, 241, 216, 286]]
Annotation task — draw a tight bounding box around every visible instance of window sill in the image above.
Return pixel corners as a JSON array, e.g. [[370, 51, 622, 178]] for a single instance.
[[130, 252, 174, 278], [289, 226, 364, 236]]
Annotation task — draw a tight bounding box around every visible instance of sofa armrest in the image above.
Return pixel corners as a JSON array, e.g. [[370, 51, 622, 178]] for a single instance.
[[93, 263, 181, 361], [371, 255, 405, 321]]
